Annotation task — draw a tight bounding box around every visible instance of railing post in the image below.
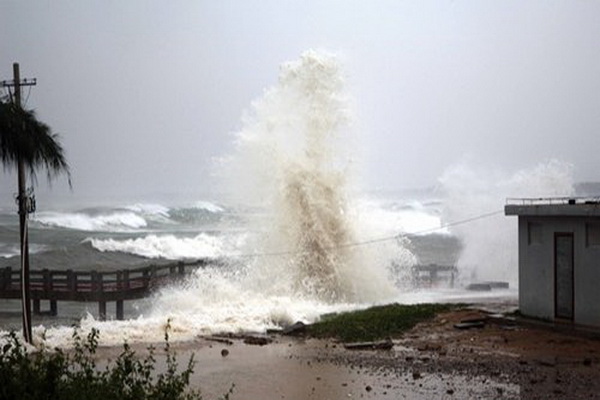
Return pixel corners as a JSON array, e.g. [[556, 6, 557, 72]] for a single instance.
[[8, 266, 16, 289], [43, 269, 51, 293], [117, 270, 123, 291], [178, 261, 185, 275], [92, 270, 103, 293], [124, 270, 130, 290], [98, 301, 106, 321], [92, 271, 106, 321], [0, 267, 10, 289], [50, 300, 57, 316], [116, 300, 124, 321], [144, 265, 157, 289], [151, 265, 158, 288], [143, 267, 150, 288], [67, 269, 76, 292]]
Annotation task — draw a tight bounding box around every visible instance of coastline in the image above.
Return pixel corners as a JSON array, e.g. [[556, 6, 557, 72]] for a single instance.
[[84, 303, 600, 400]]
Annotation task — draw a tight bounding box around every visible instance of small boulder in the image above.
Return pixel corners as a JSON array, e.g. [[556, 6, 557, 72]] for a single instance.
[[243, 335, 273, 346], [282, 321, 307, 336]]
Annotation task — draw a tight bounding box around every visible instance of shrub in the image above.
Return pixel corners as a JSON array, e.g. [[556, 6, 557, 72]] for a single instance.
[[0, 321, 232, 400]]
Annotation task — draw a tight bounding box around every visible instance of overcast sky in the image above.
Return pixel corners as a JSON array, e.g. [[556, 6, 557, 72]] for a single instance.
[[1, 1, 599, 205]]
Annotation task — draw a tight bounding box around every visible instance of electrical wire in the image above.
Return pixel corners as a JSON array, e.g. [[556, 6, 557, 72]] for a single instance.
[[23, 85, 32, 107], [227, 208, 505, 259]]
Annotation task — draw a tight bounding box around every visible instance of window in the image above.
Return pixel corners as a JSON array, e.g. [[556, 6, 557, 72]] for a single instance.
[[586, 223, 600, 247]]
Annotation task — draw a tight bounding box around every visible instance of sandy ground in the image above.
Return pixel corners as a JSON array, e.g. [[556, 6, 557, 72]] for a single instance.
[[98, 305, 600, 400]]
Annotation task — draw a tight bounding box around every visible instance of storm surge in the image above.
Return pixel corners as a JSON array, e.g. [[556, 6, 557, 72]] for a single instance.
[[21, 50, 411, 348], [220, 50, 401, 303]]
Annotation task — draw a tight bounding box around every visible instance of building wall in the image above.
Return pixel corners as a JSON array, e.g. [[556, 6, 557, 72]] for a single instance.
[[518, 216, 600, 327], [518, 217, 554, 320], [576, 220, 600, 326]]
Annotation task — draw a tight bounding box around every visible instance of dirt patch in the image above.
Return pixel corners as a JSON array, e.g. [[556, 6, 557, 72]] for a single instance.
[[306, 308, 600, 399]]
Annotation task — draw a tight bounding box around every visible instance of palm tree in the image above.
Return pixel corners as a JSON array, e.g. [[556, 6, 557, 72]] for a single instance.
[[0, 99, 70, 343]]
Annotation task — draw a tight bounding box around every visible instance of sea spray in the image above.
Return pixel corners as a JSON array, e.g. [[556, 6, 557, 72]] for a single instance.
[[440, 159, 574, 286], [7, 51, 419, 349], [271, 52, 355, 302], [88, 233, 233, 260], [219, 50, 401, 302]]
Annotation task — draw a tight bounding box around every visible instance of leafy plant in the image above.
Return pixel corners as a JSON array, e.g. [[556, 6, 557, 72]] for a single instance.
[[0, 321, 232, 400]]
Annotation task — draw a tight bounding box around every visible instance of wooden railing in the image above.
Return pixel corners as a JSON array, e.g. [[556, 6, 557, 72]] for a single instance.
[[411, 264, 457, 287], [0, 261, 457, 321], [0, 259, 216, 320]]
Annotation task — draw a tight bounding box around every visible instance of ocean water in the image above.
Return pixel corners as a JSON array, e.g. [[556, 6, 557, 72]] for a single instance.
[[0, 51, 574, 348], [0, 192, 462, 343]]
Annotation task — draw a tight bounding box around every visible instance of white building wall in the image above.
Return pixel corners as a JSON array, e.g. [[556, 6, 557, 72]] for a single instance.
[[518, 216, 600, 327], [518, 217, 553, 320]]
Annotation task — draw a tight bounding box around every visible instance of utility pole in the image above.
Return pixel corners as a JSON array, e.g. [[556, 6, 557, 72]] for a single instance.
[[2, 63, 37, 343]]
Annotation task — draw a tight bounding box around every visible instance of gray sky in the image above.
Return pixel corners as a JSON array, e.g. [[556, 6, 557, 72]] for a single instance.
[[1, 1, 599, 205]]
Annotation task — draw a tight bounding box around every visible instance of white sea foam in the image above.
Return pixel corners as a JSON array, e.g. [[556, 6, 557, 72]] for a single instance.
[[25, 268, 517, 349], [125, 203, 171, 218], [193, 201, 224, 213], [25, 263, 366, 348], [440, 159, 574, 286], [34, 211, 147, 232], [89, 233, 232, 260]]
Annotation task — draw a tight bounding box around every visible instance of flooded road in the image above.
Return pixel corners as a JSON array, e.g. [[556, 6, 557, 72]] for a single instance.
[[91, 304, 600, 399], [142, 336, 519, 400]]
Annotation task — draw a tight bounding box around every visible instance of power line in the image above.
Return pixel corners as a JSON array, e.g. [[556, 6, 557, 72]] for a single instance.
[[227, 208, 505, 259], [23, 85, 33, 107]]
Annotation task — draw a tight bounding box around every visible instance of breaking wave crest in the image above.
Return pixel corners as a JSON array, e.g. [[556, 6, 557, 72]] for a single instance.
[[34, 211, 148, 232], [88, 233, 235, 260], [32, 201, 226, 232]]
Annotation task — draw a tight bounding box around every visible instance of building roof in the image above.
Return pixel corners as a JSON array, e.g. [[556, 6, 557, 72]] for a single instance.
[[505, 198, 600, 217]]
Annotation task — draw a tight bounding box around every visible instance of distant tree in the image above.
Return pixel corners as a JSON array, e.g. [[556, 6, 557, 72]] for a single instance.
[[0, 99, 71, 342]]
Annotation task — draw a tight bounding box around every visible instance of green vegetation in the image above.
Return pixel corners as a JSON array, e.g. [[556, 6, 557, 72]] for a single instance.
[[0, 322, 232, 400], [308, 303, 458, 342], [0, 100, 71, 183], [1, 94, 72, 343]]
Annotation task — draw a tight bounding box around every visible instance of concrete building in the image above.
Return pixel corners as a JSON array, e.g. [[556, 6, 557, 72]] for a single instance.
[[505, 198, 600, 328]]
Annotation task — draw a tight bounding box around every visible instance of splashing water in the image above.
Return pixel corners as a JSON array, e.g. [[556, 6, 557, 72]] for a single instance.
[[440, 159, 574, 286], [15, 51, 414, 348], [269, 52, 356, 302], [223, 50, 399, 303]]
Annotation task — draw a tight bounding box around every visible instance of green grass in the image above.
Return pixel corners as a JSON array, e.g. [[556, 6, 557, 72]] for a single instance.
[[307, 303, 458, 342]]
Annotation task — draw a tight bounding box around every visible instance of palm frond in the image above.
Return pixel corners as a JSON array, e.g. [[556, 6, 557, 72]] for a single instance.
[[0, 100, 71, 186]]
